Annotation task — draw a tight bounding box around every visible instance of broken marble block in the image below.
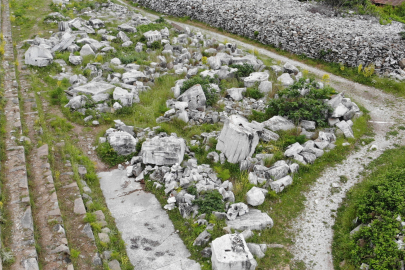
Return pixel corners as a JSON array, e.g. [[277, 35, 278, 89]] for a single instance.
[[64, 95, 87, 110], [177, 84, 206, 110], [216, 115, 262, 163], [269, 175, 293, 193], [211, 234, 257, 270], [113, 87, 134, 107], [107, 131, 138, 156], [244, 72, 269, 88], [336, 120, 355, 138], [25, 45, 53, 67], [141, 135, 186, 166], [262, 116, 295, 132], [144, 30, 162, 42], [246, 187, 266, 206], [226, 209, 273, 231]]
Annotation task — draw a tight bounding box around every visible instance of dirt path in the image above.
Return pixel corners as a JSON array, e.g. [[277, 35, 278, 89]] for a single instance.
[[118, 2, 405, 268]]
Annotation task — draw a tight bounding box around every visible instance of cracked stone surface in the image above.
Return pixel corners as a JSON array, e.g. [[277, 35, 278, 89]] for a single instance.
[[98, 169, 200, 270]]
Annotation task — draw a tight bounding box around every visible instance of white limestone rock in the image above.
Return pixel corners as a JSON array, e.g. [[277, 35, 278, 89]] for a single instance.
[[258, 81, 272, 93], [141, 136, 186, 166], [177, 84, 206, 110], [80, 44, 95, 57], [113, 87, 134, 107], [25, 45, 53, 67], [277, 73, 294, 86], [246, 187, 266, 206], [107, 131, 138, 156], [262, 116, 295, 132], [244, 72, 269, 87], [270, 175, 293, 193], [226, 209, 273, 231], [227, 88, 246, 101], [216, 115, 262, 163], [211, 234, 257, 270]]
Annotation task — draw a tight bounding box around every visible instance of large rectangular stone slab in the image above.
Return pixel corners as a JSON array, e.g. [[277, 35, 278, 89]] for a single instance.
[[71, 82, 115, 95]]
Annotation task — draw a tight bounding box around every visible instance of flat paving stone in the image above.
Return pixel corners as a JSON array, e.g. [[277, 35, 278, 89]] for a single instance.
[[98, 169, 200, 270]]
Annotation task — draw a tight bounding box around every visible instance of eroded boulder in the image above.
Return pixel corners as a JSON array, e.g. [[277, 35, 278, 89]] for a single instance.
[[25, 45, 53, 67], [107, 131, 138, 156], [177, 84, 206, 110], [216, 115, 262, 163]]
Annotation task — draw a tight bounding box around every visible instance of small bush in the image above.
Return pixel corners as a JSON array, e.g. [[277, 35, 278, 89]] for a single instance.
[[96, 142, 137, 167], [266, 78, 335, 126], [229, 63, 255, 79], [155, 16, 165, 23], [194, 190, 225, 214], [150, 41, 162, 50], [70, 249, 80, 258], [244, 87, 264, 99], [50, 87, 64, 105]]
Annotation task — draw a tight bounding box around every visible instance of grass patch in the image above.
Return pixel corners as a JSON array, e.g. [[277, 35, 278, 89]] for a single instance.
[[333, 146, 405, 270]]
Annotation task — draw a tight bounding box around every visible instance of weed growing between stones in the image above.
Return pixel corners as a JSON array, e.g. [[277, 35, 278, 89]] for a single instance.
[[333, 146, 405, 270]]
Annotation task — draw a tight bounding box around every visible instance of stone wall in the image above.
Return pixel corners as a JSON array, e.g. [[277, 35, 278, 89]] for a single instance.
[[133, 0, 405, 73]]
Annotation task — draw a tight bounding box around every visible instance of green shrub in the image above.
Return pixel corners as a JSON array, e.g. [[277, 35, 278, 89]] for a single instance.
[[50, 87, 64, 105], [333, 147, 405, 270], [150, 41, 162, 50], [266, 78, 335, 126], [214, 166, 230, 180], [155, 16, 165, 23], [229, 63, 255, 79], [96, 142, 137, 167], [180, 76, 219, 106], [244, 87, 264, 99], [194, 190, 225, 214]]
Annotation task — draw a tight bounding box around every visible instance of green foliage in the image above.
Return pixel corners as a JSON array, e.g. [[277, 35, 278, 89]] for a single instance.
[[244, 87, 264, 99], [333, 147, 405, 270], [96, 142, 137, 167], [180, 76, 219, 107], [150, 40, 162, 50], [254, 31, 259, 37], [155, 16, 165, 23], [83, 212, 97, 223], [137, 23, 169, 33], [214, 166, 230, 180], [266, 78, 335, 126], [70, 249, 80, 258], [229, 63, 255, 79], [50, 87, 65, 105], [194, 190, 225, 214]]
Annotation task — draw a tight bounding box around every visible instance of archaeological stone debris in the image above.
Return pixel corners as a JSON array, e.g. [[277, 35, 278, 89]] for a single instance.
[[6, 0, 378, 269]]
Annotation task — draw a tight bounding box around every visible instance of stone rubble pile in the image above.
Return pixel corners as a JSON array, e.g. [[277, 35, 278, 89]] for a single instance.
[[133, 0, 405, 76]]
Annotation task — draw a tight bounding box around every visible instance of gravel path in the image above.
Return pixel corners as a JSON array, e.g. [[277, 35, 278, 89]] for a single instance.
[[120, 2, 405, 268]]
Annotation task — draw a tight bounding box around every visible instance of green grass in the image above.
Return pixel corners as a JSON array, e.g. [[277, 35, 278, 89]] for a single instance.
[[332, 146, 405, 270]]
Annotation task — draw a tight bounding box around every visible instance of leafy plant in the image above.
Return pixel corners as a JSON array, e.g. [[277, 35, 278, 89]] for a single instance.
[[333, 147, 405, 270], [194, 190, 225, 214], [244, 87, 264, 99], [150, 40, 162, 50], [1, 249, 15, 264], [266, 78, 335, 126], [96, 142, 137, 167], [70, 249, 80, 258], [229, 63, 255, 79]]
